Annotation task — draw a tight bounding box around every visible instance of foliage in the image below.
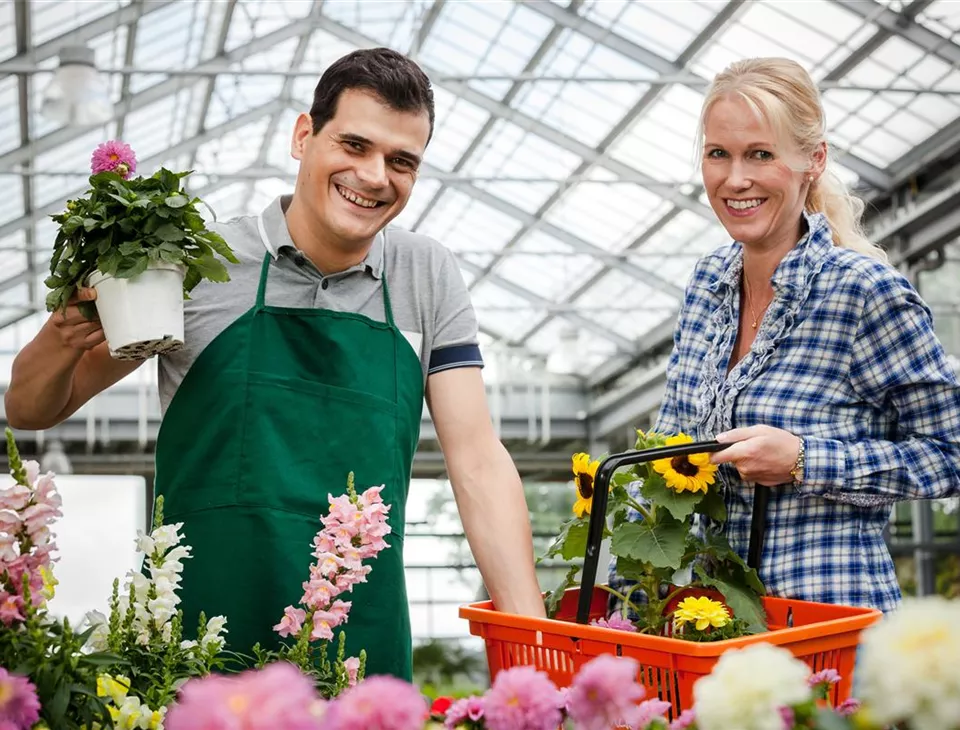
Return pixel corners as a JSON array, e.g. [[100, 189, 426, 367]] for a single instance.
[[46, 154, 238, 317], [541, 430, 766, 639]]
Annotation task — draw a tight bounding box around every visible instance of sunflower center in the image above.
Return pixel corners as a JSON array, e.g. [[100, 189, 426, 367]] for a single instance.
[[671, 456, 700, 477], [576, 473, 594, 499]]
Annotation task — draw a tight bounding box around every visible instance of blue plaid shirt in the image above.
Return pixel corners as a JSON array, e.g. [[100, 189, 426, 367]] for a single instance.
[[610, 212, 960, 613]]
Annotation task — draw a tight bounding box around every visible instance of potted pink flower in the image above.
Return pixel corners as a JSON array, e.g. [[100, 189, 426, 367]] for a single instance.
[[44, 140, 238, 360]]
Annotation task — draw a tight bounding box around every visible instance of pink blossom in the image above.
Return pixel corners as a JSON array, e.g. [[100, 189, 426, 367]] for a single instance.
[[313, 533, 337, 555], [483, 666, 563, 730], [565, 655, 645, 730], [0, 668, 41, 730], [357, 486, 387, 509], [310, 610, 343, 642], [808, 669, 841, 687], [343, 657, 361, 687], [23, 461, 39, 486], [323, 675, 427, 730], [591, 613, 638, 632], [669, 708, 696, 729], [445, 696, 485, 728], [0, 594, 25, 625], [33, 474, 61, 509], [0, 485, 31, 512], [0, 534, 17, 563], [165, 662, 324, 730], [90, 140, 137, 179], [301, 578, 338, 608], [274, 606, 306, 638], [634, 698, 672, 728], [327, 600, 351, 622], [837, 698, 861, 717], [22, 502, 61, 535], [314, 552, 345, 578], [779, 706, 794, 728]]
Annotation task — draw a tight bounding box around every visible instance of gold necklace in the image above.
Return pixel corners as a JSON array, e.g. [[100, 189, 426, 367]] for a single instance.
[[743, 278, 770, 329]]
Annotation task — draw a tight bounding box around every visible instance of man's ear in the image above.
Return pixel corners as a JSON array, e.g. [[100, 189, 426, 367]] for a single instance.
[[291, 113, 314, 161]]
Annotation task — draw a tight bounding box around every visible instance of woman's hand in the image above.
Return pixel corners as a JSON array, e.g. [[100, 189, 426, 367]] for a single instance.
[[710, 425, 802, 486]]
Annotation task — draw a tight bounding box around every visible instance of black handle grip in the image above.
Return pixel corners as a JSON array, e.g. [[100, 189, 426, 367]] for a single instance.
[[575, 439, 732, 625]]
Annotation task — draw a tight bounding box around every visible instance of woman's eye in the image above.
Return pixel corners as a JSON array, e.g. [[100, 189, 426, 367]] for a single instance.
[[753, 150, 773, 161], [706, 149, 725, 158]]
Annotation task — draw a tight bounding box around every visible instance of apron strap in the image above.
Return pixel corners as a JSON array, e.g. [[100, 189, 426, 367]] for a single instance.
[[381, 274, 396, 329], [254, 252, 271, 310]]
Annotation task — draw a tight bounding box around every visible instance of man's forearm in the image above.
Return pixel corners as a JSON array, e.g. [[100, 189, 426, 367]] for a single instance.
[[5, 323, 82, 429], [449, 439, 546, 617]]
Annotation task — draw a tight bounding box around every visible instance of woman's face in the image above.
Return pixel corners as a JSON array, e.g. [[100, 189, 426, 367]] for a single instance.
[[701, 95, 820, 254]]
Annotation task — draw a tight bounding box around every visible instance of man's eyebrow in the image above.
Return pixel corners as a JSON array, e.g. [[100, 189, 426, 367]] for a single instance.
[[335, 133, 421, 166]]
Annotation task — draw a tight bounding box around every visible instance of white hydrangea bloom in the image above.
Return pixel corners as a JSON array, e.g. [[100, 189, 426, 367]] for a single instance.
[[858, 596, 960, 730], [693, 643, 811, 730]]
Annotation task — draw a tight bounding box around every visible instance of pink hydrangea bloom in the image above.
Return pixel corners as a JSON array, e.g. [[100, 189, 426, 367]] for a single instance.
[[0, 668, 41, 730], [444, 695, 485, 728], [565, 655, 645, 730], [90, 140, 137, 179], [837, 698, 861, 717], [323, 675, 427, 730], [669, 708, 697, 729], [808, 669, 841, 687], [590, 613, 638, 632], [482, 666, 563, 730], [165, 662, 324, 730]]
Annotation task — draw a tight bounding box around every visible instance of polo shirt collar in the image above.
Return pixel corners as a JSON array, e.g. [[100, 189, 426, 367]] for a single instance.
[[257, 195, 385, 279]]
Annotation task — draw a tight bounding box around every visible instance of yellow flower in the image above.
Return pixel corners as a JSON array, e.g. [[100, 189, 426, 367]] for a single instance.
[[674, 596, 730, 631], [651, 433, 718, 494], [571, 452, 600, 517], [40, 564, 58, 601], [96, 674, 130, 706]]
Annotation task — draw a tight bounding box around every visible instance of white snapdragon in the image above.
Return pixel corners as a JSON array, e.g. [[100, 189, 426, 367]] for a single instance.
[[693, 643, 812, 730], [857, 596, 960, 730], [200, 614, 228, 652]]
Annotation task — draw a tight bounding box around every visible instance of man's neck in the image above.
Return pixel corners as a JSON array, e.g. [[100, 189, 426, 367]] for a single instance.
[[284, 197, 373, 275]]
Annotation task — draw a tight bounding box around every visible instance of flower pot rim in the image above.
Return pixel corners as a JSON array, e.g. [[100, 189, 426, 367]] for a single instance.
[[87, 262, 185, 287]]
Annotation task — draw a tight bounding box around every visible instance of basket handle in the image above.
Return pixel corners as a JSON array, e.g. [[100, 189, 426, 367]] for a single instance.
[[575, 440, 735, 625]]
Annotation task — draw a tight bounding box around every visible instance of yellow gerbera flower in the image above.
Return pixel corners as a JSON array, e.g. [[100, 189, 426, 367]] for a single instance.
[[651, 433, 718, 494], [674, 596, 730, 631], [571, 452, 600, 517]]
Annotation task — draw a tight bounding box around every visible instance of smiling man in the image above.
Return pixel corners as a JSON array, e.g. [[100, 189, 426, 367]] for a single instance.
[[5, 48, 546, 679]]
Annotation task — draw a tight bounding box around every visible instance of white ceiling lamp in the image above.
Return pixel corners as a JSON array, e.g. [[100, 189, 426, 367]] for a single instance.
[[41, 45, 112, 126]]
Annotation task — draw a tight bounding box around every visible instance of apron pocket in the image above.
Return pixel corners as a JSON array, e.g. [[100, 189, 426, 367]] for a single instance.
[[237, 372, 400, 513]]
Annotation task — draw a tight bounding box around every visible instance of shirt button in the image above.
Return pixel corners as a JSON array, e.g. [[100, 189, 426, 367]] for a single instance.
[[321, 280, 329, 290]]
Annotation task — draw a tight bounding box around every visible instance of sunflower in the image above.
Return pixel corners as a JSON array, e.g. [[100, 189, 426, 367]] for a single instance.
[[673, 596, 731, 631], [651, 433, 718, 494], [571, 452, 600, 517]]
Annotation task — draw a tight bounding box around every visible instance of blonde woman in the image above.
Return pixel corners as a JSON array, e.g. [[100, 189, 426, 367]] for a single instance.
[[613, 58, 960, 614]]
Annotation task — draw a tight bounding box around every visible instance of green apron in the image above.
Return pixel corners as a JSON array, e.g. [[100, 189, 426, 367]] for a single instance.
[[153, 239, 424, 680]]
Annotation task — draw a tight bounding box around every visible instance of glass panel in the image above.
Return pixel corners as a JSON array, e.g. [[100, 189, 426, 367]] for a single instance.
[[525, 318, 617, 374], [32, 128, 108, 208], [0, 177, 22, 227], [580, 0, 715, 62], [0, 2, 14, 63], [493, 230, 602, 301], [291, 30, 359, 104], [416, 189, 523, 255], [469, 280, 544, 336], [32, 0, 128, 47], [224, 0, 313, 53], [425, 88, 493, 173], [393, 179, 443, 231], [0, 77, 20, 155], [194, 118, 271, 175], [0, 231, 26, 280], [322, 0, 424, 50], [122, 88, 194, 164], [130, 1, 209, 95]]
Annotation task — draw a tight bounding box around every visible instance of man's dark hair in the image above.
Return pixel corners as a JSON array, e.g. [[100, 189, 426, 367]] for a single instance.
[[310, 47, 435, 141]]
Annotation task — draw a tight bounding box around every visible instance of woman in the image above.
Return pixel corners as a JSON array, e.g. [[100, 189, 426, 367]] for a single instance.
[[612, 57, 960, 614]]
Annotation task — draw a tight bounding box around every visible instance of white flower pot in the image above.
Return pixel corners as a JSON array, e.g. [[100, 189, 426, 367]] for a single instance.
[[87, 263, 185, 361]]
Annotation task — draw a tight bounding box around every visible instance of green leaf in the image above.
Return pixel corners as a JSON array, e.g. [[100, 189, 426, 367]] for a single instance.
[[49, 681, 70, 721], [118, 240, 143, 256], [544, 565, 581, 618], [614, 555, 650, 581], [165, 194, 188, 208], [202, 230, 240, 264], [155, 222, 185, 242], [83, 217, 99, 232], [696, 487, 727, 521], [700, 530, 765, 594], [542, 518, 590, 561], [159, 168, 181, 192], [190, 254, 229, 283], [108, 193, 133, 208], [610, 517, 687, 569], [640, 476, 704, 522], [115, 255, 149, 280], [694, 566, 767, 633], [811, 707, 854, 730]]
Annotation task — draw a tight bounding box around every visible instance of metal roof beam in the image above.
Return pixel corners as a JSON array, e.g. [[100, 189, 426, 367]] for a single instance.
[[522, 0, 893, 191], [0, 16, 308, 172]]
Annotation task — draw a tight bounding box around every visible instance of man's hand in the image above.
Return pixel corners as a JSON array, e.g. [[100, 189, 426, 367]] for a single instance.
[[426, 367, 546, 618], [711, 425, 802, 486], [50, 288, 104, 351]]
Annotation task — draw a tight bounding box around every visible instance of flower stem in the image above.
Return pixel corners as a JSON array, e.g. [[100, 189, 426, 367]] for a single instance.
[[624, 496, 654, 522], [596, 584, 645, 618]]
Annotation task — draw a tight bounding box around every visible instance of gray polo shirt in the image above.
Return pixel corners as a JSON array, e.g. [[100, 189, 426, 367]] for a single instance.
[[157, 195, 482, 414]]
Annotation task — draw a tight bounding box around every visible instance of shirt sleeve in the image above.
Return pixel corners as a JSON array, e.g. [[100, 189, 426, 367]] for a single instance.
[[800, 268, 960, 504], [428, 248, 484, 375]]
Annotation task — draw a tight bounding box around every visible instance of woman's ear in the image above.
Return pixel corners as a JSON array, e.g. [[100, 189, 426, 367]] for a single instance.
[[810, 140, 827, 179]]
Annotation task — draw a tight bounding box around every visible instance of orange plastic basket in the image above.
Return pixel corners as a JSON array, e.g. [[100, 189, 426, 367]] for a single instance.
[[461, 586, 880, 719]]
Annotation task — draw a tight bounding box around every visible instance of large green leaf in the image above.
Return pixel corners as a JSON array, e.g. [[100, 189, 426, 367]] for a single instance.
[[164, 194, 188, 208], [202, 230, 240, 264], [696, 487, 727, 521], [640, 476, 704, 522], [700, 530, 765, 594], [610, 517, 687, 569], [155, 222, 185, 242], [544, 565, 581, 618], [190, 254, 230, 283], [694, 566, 767, 633], [542, 518, 590, 561], [115, 254, 149, 280]]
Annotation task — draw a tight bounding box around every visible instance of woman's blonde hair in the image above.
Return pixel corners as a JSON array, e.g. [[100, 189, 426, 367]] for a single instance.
[[697, 57, 887, 262]]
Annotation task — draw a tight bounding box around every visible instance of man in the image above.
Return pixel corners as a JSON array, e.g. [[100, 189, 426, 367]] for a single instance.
[[5, 48, 545, 680]]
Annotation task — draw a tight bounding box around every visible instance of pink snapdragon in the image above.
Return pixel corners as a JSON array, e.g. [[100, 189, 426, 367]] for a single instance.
[[0, 668, 41, 730], [273, 483, 391, 644], [1, 431, 63, 624], [91, 140, 137, 179]]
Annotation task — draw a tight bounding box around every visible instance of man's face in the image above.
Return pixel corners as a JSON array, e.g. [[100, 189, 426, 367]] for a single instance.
[[291, 88, 431, 250]]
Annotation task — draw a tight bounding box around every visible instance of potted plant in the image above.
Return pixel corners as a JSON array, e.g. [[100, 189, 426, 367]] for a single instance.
[[44, 140, 239, 360]]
